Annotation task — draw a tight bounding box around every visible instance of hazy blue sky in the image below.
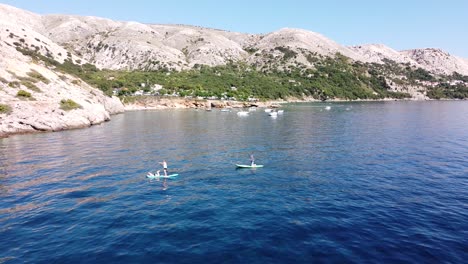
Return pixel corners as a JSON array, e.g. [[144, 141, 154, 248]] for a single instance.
[[1, 0, 467, 57]]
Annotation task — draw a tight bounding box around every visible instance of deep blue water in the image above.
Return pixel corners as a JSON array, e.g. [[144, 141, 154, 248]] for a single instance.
[[1, 101, 467, 263]]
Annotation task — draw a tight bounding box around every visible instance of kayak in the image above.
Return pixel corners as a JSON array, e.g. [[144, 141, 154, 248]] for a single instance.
[[146, 172, 179, 179], [236, 164, 264, 168]]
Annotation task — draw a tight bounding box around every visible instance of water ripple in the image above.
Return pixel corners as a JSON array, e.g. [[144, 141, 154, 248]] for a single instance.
[[1, 102, 468, 263]]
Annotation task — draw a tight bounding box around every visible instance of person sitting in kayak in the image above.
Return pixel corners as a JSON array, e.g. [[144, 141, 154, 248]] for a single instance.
[[159, 160, 168, 176], [250, 154, 255, 166]]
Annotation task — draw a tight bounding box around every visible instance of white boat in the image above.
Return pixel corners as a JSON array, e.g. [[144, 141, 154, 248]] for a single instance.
[[220, 109, 231, 112], [325, 106, 331, 110], [237, 111, 249, 116], [277, 110, 284, 114], [269, 111, 278, 117], [264, 108, 272, 113]]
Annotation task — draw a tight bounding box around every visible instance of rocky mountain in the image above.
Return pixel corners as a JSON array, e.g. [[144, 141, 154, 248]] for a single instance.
[[349, 44, 418, 65], [0, 4, 124, 138], [41, 16, 256, 70], [1, 3, 467, 74], [350, 45, 468, 76], [401, 48, 468, 76]]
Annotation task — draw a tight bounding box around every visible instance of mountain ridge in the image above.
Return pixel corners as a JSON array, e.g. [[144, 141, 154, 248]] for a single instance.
[[1, 3, 466, 74]]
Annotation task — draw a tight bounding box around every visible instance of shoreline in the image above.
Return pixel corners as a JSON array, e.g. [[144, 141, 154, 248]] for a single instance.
[[121, 97, 284, 111], [120, 96, 431, 111], [1, 97, 463, 138], [0, 112, 123, 139]]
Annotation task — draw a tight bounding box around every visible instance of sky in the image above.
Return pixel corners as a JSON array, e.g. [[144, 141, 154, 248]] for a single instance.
[[1, 0, 467, 57]]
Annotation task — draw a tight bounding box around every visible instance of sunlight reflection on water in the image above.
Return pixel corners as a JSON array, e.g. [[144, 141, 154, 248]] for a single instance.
[[1, 101, 468, 263]]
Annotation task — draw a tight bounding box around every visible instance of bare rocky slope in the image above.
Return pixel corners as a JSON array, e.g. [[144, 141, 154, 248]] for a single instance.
[[2, 4, 466, 74], [0, 4, 124, 138], [401, 48, 468, 76], [349, 44, 418, 65]]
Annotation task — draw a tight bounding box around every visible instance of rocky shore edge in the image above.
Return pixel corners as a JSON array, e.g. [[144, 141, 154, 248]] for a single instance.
[[0, 96, 435, 138], [121, 96, 413, 111], [0, 96, 124, 138], [122, 97, 284, 111]]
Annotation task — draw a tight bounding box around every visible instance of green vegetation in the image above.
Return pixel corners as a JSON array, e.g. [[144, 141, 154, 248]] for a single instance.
[[16, 90, 33, 99], [26, 70, 50, 84], [120, 95, 138, 104], [451, 72, 468, 82], [365, 60, 468, 99], [92, 58, 410, 100], [275, 46, 298, 61], [21, 81, 42, 92], [63, 57, 415, 100], [406, 67, 434, 82], [8, 81, 20, 88], [15, 47, 104, 92], [60, 99, 82, 111], [427, 83, 468, 99], [17, 76, 37, 84], [244, 47, 258, 54], [0, 104, 12, 114], [13, 45, 468, 101]]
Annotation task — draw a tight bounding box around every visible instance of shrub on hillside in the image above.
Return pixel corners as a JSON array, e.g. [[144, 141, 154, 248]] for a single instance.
[[21, 81, 42, 92], [26, 70, 50, 84], [16, 90, 33, 99], [0, 103, 12, 114], [60, 99, 82, 111], [8, 81, 20, 88]]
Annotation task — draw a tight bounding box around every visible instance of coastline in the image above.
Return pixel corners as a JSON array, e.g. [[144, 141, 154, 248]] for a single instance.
[[0, 111, 124, 139], [121, 97, 285, 111], [1, 96, 459, 139], [0, 96, 125, 139], [121, 96, 426, 111]]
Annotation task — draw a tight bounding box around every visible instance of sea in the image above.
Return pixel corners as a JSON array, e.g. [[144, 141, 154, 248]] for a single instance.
[[1, 101, 467, 263]]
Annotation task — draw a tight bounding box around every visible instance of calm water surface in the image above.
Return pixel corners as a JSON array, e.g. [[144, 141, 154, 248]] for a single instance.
[[1, 101, 467, 263]]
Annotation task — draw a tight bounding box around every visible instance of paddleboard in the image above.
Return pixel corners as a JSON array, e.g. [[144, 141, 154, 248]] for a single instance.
[[236, 164, 264, 168], [146, 172, 179, 179]]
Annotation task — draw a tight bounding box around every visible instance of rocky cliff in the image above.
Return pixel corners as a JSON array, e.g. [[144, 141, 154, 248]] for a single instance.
[[0, 4, 124, 137]]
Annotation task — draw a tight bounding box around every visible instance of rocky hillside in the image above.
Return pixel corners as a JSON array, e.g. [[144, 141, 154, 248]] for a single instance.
[[1, 3, 466, 76], [401, 48, 468, 76], [349, 44, 418, 66], [0, 4, 124, 138], [41, 16, 256, 71]]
